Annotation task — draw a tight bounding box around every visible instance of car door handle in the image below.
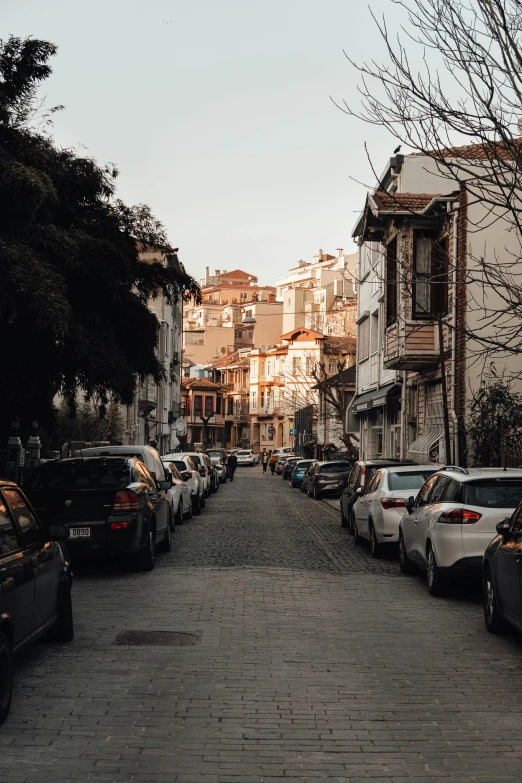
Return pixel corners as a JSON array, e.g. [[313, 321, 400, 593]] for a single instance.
[[30, 552, 50, 567]]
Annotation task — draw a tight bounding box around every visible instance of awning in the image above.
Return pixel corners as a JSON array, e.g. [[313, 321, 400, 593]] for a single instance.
[[407, 429, 445, 463], [351, 383, 400, 414]]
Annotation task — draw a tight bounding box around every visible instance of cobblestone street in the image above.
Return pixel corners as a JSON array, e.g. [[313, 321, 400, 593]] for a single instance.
[[2, 466, 522, 783]]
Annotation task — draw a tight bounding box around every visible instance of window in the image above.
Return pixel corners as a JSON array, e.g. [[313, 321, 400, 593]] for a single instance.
[[216, 395, 222, 415], [463, 479, 522, 509], [0, 499, 19, 555], [358, 317, 370, 361], [422, 475, 450, 503], [251, 359, 258, 377], [261, 360, 266, 376], [228, 398, 234, 415], [305, 357, 313, 376], [292, 356, 302, 374], [415, 474, 440, 507], [364, 472, 381, 494], [260, 391, 265, 408], [204, 396, 214, 417], [194, 395, 202, 417], [134, 461, 156, 490], [328, 360, 337, 375], [388, 471, 437, 491], [370, 311, 379, 354], [413, 232, 449, 318], [251, 391, 257, 411], [3, 489, 44, 547], [386, 238, 397, 324]]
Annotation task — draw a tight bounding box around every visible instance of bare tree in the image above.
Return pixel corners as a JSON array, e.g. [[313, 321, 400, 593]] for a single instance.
[[339, 0, 522, 372]]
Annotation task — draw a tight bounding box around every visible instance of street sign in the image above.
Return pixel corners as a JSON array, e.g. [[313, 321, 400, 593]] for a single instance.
[[289, 435, 296, 443], [289, 428, 297, 436]]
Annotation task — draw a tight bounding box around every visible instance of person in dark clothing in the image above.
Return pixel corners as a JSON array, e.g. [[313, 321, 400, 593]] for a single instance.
[[227, 453, 238, 481], [262, 450, 268, 473]]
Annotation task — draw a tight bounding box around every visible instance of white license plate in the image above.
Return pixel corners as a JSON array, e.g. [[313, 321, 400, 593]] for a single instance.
[[71, 527, 91, 539]]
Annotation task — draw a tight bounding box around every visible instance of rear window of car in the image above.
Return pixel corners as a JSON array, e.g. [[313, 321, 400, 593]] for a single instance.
[[237, 451, 250, 456], [29, 462, 128, 489], [462, 479, 522, 509], [388, 471, 436, 490], [171, 461, 189, 473], [318, 463, 350, 474], [188, 455, 202, 466]]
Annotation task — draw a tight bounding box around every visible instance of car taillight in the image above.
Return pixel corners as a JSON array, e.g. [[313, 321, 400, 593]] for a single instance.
[[380, 497, 406, 509], [112, 490, 140, 513], [182, 471, 192, 480], [359, 466, 366, 487], [110, 520, 130, 530], [438, 508, 482, 524], [199, 468, 206, 477]]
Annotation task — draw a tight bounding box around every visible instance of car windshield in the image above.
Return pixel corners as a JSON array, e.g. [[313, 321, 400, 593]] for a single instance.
[[187, 455, 202, 466], [463, 479, 522, 509], [388, 471, 436, 490], [211, 458, 221, 466], [318, 463, 350, 474], [237, 451, 250, 456], [29, 461, 128, 489]]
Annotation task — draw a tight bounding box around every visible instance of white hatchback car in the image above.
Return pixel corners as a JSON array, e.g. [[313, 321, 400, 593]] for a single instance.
[[399, 467, 522, 595], [162, 461, 193, 523], [162, 455, 206, 515], [353, 465, 439, 557], [237, 450, 257, 466]]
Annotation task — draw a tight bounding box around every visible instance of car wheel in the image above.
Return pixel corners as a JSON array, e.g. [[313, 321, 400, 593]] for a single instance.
[[137, 527, 156, 571], [192, 494, 201, 515], [49, 580, 74, 642], [200, 492, 206, 509], [160, 512, 173, 552], [426, 544, 448, 596], [369, 522, 381, 558], [398, 531, 416, 574], [175, 502, 183, 526], [484, 566, 511, 633], [313, 485, 321, 501], [353, 519, 361, 545], [185, 500, 193, 520], [0, 631, 13, 726]]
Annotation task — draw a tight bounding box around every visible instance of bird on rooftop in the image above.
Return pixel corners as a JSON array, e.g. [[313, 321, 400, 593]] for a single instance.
[[394, 144, 402, 154]]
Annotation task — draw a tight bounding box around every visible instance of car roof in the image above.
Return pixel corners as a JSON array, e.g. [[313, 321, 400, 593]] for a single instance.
[[382, 464, 442, 473], [436, 467, 522, 482], [356, 459, 418, 466]]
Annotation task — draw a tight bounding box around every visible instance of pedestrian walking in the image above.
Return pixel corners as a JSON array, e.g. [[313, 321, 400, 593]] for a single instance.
[[227, 452, 238, 482], [262, 450, 269, 473], [269, 451, 277, 476]]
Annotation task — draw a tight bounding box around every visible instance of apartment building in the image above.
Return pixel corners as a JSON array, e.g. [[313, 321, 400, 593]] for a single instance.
[[209, 349, 251, 449], [180, 377, 226, 449], [351, 149, 522, 464]]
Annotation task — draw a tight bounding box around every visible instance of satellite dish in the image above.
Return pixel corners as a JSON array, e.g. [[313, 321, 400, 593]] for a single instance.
[[220, 346, 226, 354], [260, 344, 266, 353], [175, 418, 187, 436]]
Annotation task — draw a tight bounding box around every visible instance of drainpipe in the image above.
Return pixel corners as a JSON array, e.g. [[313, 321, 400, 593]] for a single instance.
[[400, 370, 407, 459], [450, 202, 460, 465]]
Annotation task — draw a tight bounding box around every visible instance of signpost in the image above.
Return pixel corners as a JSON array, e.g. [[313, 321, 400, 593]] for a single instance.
[[289, 435, 296, 443], [289, 428, 297, 436]]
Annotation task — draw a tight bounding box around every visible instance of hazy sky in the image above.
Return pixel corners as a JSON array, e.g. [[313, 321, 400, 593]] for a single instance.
[[5, 0, 396, 285]]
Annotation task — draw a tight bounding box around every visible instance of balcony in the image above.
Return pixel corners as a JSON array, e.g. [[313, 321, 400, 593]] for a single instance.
[[255, 404, 285, 418], [384, 322, 440, 371]]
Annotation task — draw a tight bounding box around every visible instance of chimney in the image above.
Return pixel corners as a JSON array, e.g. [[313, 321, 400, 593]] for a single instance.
[[215, 269, 221, 277], [204, 266, 210, 285], [337, 248, 344, 258]]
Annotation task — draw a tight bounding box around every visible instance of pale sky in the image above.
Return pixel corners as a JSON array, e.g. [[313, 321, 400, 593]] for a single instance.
[[5, 0, 396, 285]]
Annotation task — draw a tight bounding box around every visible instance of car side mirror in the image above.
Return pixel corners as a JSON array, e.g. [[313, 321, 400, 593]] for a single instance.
[[48, 523, 70, 541], [406, 497, 415, 514], [183, 474, 191, 481], [496, 518, 512, 537], [355, 487, 362, 496], [159, 480, 172, 491]]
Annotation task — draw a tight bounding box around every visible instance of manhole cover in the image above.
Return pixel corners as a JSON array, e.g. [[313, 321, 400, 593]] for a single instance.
[[114, 631, 201, 647]]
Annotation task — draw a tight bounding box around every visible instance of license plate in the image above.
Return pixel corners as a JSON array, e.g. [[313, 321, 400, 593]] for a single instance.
[[71, 527, 91, 539]]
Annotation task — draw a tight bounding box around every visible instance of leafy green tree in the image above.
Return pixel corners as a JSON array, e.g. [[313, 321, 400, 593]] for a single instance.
[[467, 380, 522, 467], [51, 398, 124, 450], [0, 36, 200, 442]]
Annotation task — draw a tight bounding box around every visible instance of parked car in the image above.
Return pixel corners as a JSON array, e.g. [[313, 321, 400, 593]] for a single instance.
[[340, 459, 419, 530], [180, 453, 212, 497], [237, 450, 257, 467], [206, 448, 228, 464], [163, 455, 205, 514], [291, 460, 315, 488], [352, 465, 440, 557], [162, 461, 192, 523], [483, 501, 522, 633], [271, 447, 294, 460], [0, 480, 73, 724], [399, 467, 522, 596], [211, 456, 228, 483], [71, 444, 166, 482], [305, 461, 352, 500], [276, 455, 296, 475], [300, 461, 319, 494], [26, 457, 172, 569], [283, 457, 299, 481], [203, 453, 220, 494]]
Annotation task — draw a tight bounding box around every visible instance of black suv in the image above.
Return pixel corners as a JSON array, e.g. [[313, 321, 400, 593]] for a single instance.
[[25, 457, 172, 570], [0, 480, 73, 724], [305, 461, 353, 500], [340, 459, 418, 530]]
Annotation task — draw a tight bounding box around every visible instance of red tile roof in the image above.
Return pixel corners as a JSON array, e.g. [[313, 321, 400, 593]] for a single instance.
[[411, 139, 522, 161], [372, 191, 440, 212], [182, 378, 222, 390]]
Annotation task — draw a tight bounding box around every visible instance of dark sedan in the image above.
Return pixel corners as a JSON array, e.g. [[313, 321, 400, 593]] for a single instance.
[[292, 460, 315, 488], [483, 503, 522, 633], [25, 457, 172, 571], [283, 457, 299, 481], [0, 480, 73, 724], [305, 461, 351, 500]]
